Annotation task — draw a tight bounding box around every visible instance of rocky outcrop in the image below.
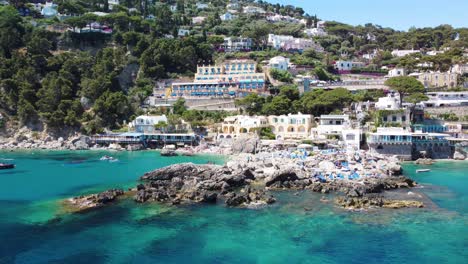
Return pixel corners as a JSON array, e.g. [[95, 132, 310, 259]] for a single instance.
[[453, 151, 466, 160], [0, 127, 96, 151], [415, 158, 436, 165], [264, 166, 299, 187], [335, 195, 424, 210], [65, 189, 125, 212], [134, 161, 417, 209], [230, 137, 260, 154], [127, 144, 144, 151], [61, 150, 422, 212], [71, 135, 91, 150], [160, 149, 178, 156], [136, 163, 263, 206], [225, 187, 276, 208]]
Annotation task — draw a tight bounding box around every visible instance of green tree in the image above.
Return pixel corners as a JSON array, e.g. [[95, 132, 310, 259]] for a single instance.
[[279, 85, 300, 101], [172, 98, 187, 115], [297, 88, 354, 116], [405, 92, 429, 104], [93, 91, 131, 129], [262, 95, 292, 115], [243, 21, 270, 48], [0, 6, 25, 58], [234, 93, 265, 115], [270, 68, 293, 83], [314, 67, 333, 81], [154, 120, 168, 132], [385, 76, 425, 101]]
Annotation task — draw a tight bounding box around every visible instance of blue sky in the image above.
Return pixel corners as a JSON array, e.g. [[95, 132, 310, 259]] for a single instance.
[[267, 0, 468, 31]]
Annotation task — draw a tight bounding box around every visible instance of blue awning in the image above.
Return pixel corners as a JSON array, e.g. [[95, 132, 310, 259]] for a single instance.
[[229, 91, 236, 95]]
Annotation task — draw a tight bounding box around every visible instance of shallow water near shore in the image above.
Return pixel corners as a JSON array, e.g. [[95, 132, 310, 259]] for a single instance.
[[0, 151, 466, 263]]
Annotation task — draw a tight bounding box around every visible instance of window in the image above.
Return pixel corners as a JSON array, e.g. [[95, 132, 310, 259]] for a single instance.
[[392, 116, 397, 122], [402, 116, 406, 122], [383, 116, 388, 122]]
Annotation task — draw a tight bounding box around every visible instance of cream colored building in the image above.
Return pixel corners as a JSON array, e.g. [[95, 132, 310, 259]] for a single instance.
[[218, 115, 269, 139], [268, 113, 314, 140], [217, 113, 313, 140], [412, 71, 459, 88]]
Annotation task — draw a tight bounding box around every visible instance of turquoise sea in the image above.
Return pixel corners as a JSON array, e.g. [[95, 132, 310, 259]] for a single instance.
[[0, 151, 466, 264]]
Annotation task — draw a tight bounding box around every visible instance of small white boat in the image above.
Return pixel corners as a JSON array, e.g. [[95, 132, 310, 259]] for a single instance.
[[416, 169, 431, 173], [100, 155, 116, 161]]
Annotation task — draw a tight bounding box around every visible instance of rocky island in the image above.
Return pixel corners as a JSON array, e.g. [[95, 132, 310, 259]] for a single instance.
[[65, 149, 426, 212]]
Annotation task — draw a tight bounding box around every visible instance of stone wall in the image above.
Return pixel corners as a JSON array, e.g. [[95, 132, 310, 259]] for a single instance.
[[413, 142, 454, 159], [425, 106, 468, 118], [368, 142, 455, 160], [368, 143, 413, 160]]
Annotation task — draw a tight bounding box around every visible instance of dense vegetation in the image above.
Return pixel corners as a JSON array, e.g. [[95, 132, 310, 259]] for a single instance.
[[235, 85, 384, 116], [0, 0, 467, 136]]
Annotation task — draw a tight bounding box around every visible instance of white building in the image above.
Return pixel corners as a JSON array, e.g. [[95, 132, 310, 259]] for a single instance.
[[268, 56, 290, 70], [362, 49, 379, 60], [108, 0, 120, 10], [317, 21, 326, 28], [311, 115, 361, 149], [451, 64, 468, 75], [268, 34, 322, 52], [226, 2, 240, 10], [130, 115, 168, 133], [387, 68, 407, 78], [266, 14, 302, 24], [333, 60, 366, 71], [220, 37, 253, 52], [304, 27, 327, 37], [426, 50, 445, 56], [243, 6, 266, 14], [311, 115, 350, 139], [268, 34, 294, 49], [196, 2, 209, 9], [391, 49, 420, 57], [420, 92, 468, 107], [268, 113, 314, 140], [375, 92, 402, 110], [220, 12, 236, 21], [41, 2, 58, 17], [192, 16, 207, 24], [178, 29, 190, 37]]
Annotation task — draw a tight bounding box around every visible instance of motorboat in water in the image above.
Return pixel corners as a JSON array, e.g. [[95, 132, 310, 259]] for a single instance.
[[100, 155, 116, 161], [416, 169, 431, 173], [0, 163, 15, 169]]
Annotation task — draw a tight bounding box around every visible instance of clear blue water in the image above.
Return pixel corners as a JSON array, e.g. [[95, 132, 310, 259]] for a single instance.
[[0, 151, 466, 264]]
